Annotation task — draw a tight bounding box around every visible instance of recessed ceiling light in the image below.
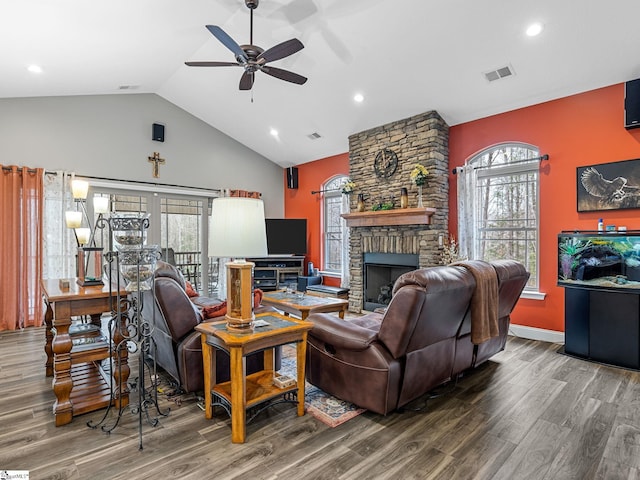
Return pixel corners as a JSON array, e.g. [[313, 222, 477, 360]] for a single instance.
[[526, 22, 543, 37], [270, 128, 279, 137], [27, 65, 42, 74], [353, 93, 364, 103]]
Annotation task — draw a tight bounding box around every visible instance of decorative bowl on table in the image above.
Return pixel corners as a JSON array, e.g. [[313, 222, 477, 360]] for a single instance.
[[118, 245, 161, 291], [109, 213, 150, 249]]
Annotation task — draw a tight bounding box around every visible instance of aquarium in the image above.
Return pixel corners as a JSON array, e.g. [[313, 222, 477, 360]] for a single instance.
[[558, 230, 640, 290]]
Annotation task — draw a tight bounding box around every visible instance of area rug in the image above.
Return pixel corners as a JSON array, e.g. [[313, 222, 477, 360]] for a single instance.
[[278, 350, 366, 428], [154, 351, 366, 428]]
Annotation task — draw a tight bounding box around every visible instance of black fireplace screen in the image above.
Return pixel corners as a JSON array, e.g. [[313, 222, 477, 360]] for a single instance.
[[363, 253, 419, 311]]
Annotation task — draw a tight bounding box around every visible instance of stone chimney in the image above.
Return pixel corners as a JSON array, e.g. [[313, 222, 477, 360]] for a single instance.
[[346, 110, 449, 313]]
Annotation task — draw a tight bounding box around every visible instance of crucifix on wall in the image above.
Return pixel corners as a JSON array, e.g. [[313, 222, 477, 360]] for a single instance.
[[148, 152, 165, 178]]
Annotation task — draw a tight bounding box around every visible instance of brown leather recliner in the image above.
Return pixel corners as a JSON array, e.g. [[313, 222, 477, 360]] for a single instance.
[[141, 261, 280, 393], [305, 260, 528, 415]]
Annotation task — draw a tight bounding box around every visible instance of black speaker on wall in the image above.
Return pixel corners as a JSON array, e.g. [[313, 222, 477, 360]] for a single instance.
[[625, 79, 640, 129], [152, 123, 165, 142], [287, 167, 299, 189]]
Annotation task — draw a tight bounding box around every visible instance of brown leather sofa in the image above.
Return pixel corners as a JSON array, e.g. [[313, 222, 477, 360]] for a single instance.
[[141, 261, 280, 393], [305, 260, 529, 415]]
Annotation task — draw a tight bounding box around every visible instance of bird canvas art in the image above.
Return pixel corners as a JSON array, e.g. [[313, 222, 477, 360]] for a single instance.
[[577, 160, 640, 211]]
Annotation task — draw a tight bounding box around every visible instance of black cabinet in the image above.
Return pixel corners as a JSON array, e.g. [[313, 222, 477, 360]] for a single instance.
[[564, 287, 590, 358], [247, 256, 304, 291], [564, 286, 640, 369]]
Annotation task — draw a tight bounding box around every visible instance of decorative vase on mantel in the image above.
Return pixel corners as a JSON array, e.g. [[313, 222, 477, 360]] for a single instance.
[[417, 185, 424, 208], [400, 188, 408, 209], [356, 193, 365, 212]]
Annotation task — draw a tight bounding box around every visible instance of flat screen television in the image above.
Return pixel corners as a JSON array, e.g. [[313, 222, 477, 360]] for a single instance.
[[265, 218, 307, 255]]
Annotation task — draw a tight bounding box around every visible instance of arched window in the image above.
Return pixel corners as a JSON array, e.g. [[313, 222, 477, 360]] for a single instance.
[[322, 175, 349, 280], [457, 142, 540, 292]]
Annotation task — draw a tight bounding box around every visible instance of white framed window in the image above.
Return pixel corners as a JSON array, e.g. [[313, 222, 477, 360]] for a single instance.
[[321, 175, 349, 280], [43, 176, 221, 296], [457, 142, 540, 292]]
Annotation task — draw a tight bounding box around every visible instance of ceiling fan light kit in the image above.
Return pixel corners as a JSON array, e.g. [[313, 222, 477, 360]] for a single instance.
[[185, 0, 307, 91]]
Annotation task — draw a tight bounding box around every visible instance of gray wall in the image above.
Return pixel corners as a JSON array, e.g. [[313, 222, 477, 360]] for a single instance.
[[0, 93, 284, 216]]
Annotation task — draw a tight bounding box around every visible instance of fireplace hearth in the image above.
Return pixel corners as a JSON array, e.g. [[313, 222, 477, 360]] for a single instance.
[[364, 253, 419, 311]]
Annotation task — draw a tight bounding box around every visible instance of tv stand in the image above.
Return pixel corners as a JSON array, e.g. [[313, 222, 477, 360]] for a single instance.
[[248, 256, 305, 291]]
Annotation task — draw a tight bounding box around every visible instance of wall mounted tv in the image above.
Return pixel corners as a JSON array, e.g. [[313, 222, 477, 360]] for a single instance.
[[265, 218, 307, 255]]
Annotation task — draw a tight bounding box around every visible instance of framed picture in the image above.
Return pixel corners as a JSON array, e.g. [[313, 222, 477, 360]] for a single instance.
[[577, 158, 640, 212]]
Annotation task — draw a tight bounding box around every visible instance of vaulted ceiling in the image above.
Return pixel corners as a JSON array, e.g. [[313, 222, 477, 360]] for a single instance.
[[3, 0, 640, 167]]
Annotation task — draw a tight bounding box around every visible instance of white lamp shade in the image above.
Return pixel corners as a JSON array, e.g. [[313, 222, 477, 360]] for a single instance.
[[209, 197, 268, 258], [65, 211, 82, 228], [75, 227, 91, 245], [93, 195, 110, 214], [71, 179, 89, 200]]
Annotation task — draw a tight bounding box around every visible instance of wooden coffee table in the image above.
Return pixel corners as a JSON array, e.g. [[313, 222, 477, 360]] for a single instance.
[[261, 290, 349, 320]]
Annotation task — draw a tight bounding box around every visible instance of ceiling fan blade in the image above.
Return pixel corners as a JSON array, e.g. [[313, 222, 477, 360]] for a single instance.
[[206, 25, 248, 63], [239, 71, 255, 90], [185, 61, 240, 67], [257, 38, 304, 63], [261, 66, 307, 85]]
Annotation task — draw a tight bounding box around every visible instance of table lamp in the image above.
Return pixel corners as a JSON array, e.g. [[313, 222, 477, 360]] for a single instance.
[[209, 197, 268, 332]]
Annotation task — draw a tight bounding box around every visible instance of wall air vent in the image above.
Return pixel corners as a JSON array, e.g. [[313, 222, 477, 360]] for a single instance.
[[308, 132, 322, 140], [118, 85, 140, 90], [483, 65, 515, 82]]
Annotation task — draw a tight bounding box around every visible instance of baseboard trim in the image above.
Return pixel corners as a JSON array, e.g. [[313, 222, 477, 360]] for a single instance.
[[509, 324, 564, 344]]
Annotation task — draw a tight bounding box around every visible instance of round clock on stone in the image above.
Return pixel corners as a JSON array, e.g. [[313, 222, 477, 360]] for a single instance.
[[374, 148, 399, 178]]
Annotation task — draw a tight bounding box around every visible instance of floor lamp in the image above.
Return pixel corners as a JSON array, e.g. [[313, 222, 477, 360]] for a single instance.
[[209, 197, 268, 332], [65, 179, 110, 286]]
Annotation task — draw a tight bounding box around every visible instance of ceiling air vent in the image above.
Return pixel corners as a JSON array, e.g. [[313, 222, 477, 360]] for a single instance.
[[307, 132, 322, 140], [483, 65, 515, 82]]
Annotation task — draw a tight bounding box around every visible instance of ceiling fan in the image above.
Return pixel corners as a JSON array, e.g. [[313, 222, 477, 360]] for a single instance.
[[185, 0, 308, 91]]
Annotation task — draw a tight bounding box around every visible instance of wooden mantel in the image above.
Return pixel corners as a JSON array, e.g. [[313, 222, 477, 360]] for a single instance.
[[341, 207, 436, 227]]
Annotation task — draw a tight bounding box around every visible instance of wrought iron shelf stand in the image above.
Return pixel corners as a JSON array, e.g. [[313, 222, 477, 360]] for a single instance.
[[87, 213, 167, 450]]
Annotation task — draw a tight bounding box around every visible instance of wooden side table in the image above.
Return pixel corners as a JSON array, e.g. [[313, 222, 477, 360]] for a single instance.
[[196, 312, 313, 443], [42, 278, 129, 426]]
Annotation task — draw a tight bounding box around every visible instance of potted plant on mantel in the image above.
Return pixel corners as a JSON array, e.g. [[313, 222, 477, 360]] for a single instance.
[[410, 164, 429, 208]]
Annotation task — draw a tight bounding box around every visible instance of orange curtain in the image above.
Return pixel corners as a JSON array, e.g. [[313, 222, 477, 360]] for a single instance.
[[0, 165, 44, 331]]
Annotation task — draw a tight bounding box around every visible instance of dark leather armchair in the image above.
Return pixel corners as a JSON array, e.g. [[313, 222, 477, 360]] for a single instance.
[[141, 261, 280, 393], [305, 260, 529, 415]]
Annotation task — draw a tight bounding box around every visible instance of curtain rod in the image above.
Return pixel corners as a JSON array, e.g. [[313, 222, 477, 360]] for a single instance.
[[74, 173, 222, 195], [4, 168, 222, 197], [2, 166, 57, 175], [311, 187, 341, 195], [451, 154, 549, 174]]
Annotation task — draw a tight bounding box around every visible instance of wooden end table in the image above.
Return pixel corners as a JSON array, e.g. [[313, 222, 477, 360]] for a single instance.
[[195, 312, 313, 443], [261, 290, 348, 320], [42, 278, 129, 426]]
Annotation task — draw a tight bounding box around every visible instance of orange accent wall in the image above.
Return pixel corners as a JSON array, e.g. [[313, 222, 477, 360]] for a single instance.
[[285, 83, 640, 331], [449, 83, 640, 332], [283, 152, 349, 286]]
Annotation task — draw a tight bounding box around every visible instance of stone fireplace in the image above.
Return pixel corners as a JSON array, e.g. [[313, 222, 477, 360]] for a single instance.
[[345, 111, 449, 313]]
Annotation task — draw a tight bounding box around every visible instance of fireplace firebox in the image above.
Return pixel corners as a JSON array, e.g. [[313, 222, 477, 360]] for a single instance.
[[363, 253, 419, 311]]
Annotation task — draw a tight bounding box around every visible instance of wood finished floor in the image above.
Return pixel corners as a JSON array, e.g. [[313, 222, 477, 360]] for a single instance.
[[2, 326, 640, 480]]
